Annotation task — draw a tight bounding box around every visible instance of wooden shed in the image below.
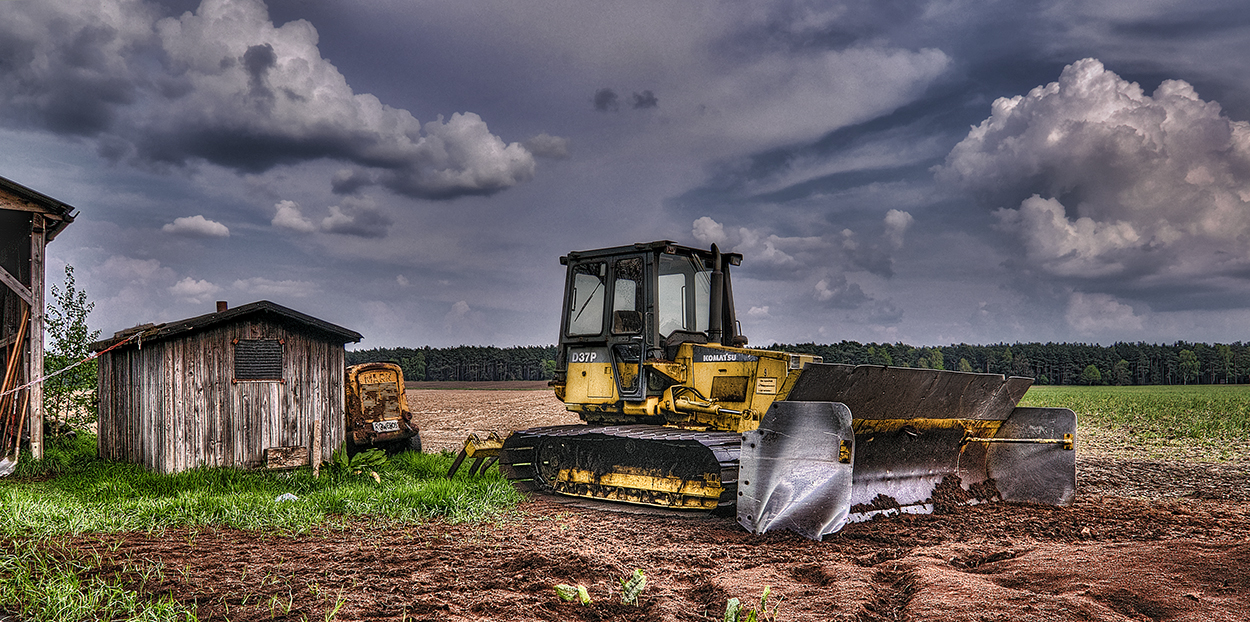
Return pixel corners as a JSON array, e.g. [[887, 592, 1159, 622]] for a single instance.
[[91, 300, 362, 474], [1, 175, 76, 465]]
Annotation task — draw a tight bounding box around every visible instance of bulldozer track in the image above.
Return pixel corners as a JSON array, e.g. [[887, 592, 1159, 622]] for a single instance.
[[498, 424, 742, 512]]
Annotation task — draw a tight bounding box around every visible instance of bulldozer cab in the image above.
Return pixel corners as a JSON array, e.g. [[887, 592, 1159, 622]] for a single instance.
[[557, 241, 742, 402]]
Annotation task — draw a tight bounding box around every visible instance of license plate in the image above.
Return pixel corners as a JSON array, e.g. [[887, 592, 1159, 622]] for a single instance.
[[372, 420, 400, 433]]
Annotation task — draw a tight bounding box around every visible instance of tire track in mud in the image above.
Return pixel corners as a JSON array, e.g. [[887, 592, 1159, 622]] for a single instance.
[[856, 568, 915, 622]]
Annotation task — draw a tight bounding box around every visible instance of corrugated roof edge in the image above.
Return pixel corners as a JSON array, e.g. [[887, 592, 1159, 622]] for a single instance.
[[89, 300, 363, 352]]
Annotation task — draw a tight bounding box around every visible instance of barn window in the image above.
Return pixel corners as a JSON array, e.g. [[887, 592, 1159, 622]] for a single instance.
[[234, 339, 284, 381]]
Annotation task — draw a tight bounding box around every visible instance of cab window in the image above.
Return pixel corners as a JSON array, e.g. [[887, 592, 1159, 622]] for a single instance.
[[612, 257, 644, 334], [657, 254, 711, 338], [567, 261, 606, 336]]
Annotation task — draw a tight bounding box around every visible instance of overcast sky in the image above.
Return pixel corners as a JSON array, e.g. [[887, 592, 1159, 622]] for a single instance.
[[4, 0, 1250, 349]]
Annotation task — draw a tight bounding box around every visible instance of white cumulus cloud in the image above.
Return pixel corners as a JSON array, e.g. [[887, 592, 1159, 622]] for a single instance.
[[162, 215, 229, 237], [883, 209, 913, 248], [170, 276, 221, 303], [271, 200, 317, 233], [938, 58, 1250, 300], [994, 195, 1140, 277]]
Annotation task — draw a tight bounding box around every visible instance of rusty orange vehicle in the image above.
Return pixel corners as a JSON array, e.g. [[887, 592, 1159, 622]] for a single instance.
[[345, 362, 421, 455]]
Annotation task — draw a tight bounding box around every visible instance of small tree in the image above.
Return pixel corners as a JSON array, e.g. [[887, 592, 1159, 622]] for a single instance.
[[1079, 364, 1102, 386], [44, 265, 101, 426], [1178, 349, 1199, 385], [1113, 359, 1131, 386]]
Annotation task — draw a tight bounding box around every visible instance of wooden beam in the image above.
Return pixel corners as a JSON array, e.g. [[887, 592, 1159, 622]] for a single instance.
[[28, 214, 44, 461], [0, 266, 33, 307], [0, 200, 66, 217]]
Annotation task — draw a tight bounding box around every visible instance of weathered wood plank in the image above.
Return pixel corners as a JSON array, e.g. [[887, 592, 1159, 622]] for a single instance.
[[28, 214, 44, 460], [312, 417, 322, 478], [265, 445, 308, 469]]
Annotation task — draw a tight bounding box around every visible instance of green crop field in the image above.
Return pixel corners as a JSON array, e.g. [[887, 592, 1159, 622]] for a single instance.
[[1020, 385, 1250, 461]]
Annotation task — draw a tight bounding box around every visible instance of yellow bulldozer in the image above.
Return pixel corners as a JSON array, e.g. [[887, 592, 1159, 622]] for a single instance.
[[477, 241, 1074, 540]]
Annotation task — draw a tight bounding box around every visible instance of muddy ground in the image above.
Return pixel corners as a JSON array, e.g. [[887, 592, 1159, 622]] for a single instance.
[[40, 388, 1250, 620]]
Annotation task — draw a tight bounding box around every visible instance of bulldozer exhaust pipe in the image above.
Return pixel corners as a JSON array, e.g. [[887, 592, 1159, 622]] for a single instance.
[[708, 244, 724, 345]]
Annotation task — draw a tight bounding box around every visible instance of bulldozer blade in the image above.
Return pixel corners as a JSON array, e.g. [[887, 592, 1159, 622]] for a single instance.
[[787, 363, 1032, 421], [737, 401, 855, 541], [987, 407, 1077, 505], [0, 456, 14, 478], [784, 364, 1073, 523]]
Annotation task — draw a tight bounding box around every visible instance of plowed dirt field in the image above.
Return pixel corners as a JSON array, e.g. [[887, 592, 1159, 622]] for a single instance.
[[60, 387, 1250, 621]]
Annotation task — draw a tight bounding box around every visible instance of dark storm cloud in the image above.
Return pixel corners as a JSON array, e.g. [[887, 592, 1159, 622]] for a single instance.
[[242, 42, 278, 104], [1109, 6, 1250, 40], [631, 90, 658, 109], [0, 13, 142, 137], [0, 0, 540, 200], [592, 88, 619, 112]]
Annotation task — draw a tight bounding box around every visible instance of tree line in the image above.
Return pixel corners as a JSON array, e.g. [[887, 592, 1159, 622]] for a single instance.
[[346, 345, 558, 382], [350, 340, 1250, 386], [767, 341, 1250, 385]]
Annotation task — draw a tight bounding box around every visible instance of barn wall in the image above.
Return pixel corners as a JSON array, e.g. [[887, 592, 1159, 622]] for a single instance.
[[97, 318, 346, 474]]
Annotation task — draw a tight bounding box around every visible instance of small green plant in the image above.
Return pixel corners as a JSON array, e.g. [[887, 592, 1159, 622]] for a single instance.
[[332, 448, 388, 474], [555, 583, 592, 605], [724, 586, 780, 622], [324, 588, 346, 621], [619, 568, 646, 606]]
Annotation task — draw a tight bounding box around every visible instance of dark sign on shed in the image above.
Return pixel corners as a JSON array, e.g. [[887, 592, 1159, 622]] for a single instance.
[[91, 300, 362, 474]]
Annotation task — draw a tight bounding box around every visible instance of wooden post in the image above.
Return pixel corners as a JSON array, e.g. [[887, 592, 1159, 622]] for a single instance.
[[312, 417, 322, 478], [28, 214, 45, 461]]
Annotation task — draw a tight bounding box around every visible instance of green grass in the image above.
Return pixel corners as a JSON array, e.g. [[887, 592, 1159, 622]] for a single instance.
[[1020, 384, 1250, 450], [1, 435, 521, 538], [1, 538, 198, 622]]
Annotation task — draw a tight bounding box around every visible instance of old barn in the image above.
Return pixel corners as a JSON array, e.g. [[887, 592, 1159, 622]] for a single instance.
[[1, 175, 76, 465], [92, 300, 362, 474]]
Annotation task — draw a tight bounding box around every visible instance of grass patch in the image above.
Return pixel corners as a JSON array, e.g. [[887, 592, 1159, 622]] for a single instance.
[[1021, 385, 1250, 461], [1, 434, 522, 538], [1, 537, 197, 621]]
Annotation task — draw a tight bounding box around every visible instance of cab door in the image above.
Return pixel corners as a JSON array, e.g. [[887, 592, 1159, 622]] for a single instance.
[[607, 255, 647, 401]]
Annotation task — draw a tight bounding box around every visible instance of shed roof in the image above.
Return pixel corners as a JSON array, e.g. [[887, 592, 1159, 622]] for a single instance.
[[90, 300, 363, 352], [0, 174, 77, 240]]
